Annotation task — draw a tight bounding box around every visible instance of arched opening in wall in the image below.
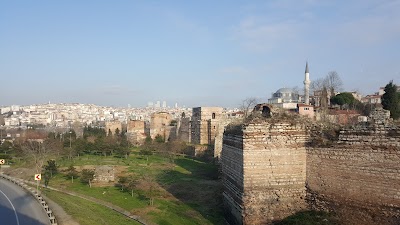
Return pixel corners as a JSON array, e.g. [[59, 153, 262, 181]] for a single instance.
[[212, 113, 216, 119], [262, 106, 271, 118], [181, 112, 185, 118]]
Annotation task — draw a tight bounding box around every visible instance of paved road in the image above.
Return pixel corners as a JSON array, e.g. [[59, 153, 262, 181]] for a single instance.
[[0, 179, 50, 225]]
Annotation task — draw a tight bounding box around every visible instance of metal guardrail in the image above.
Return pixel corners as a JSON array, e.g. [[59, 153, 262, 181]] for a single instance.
[[0, 174, 57, 225]]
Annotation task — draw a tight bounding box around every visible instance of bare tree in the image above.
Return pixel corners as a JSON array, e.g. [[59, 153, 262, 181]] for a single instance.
[[240, 97, 258, 119], [141, 174, 156, 206], [19, 139, 62, 174], [292, 86, 302, 95], [310, 71, 343, 108], [310, 78, 326, 95], [310, 78, 328, 107], [325, 71, 343, 97]]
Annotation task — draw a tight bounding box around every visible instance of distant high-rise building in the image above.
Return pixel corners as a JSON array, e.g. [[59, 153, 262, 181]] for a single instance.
[[11, 105, 20, 112], [175, 103, 178, 108], [162, 101, 167, 108], [155, 101, 161, 108], [147, 102, 154, 108]]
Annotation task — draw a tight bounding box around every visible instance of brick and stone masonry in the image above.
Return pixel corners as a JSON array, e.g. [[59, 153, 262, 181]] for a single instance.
[[222, 108, 400, 225], [307, 109, 400, 225], [222, 117, 309, 224], [191, 107, 223, 145]]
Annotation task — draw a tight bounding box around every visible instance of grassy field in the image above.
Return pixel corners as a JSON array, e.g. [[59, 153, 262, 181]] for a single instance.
[[43, 189, 142, 225], [42, 150, 224, 225], [10, 148, 342, 225]]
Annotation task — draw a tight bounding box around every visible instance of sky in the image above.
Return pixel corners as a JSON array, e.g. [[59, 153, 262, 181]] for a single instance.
[[1, 0, 399, 108]]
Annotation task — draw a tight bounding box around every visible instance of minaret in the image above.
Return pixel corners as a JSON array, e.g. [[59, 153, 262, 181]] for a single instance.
[[303, 62, 311, 105]]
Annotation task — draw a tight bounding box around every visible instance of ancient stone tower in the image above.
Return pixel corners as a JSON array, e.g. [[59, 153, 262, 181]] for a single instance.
[[150, 112, 172, 140], [221, 105, 309, 224], [190, 107, 223, 145]]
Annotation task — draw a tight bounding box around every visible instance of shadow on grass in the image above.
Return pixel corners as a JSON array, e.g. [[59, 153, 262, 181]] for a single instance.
[[156, 157, 224, 225], [272, 211, 340, 225]]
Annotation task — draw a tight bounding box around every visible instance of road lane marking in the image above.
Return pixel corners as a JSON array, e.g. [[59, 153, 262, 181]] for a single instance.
[[0, 188, 20, 225]]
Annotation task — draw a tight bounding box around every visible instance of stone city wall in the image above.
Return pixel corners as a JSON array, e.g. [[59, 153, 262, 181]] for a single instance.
[[214, 118, 239, 159], [307, 145, 400, 225], [127, 120, 145, 133], [221, 134, 244, 225], [177, 117, 191, 142], [307, 110, 400, 225], [222, 108, 400, 225], [105, 121, 122, 135]]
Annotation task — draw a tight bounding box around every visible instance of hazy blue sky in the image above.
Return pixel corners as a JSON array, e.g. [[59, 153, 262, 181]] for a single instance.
[[1, 0, 399, 108]]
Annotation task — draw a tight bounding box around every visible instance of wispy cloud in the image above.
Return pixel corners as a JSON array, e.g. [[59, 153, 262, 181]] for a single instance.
[[218, 66, 249, 76], [232, 16, 303, 52], [233, 0, 400, 53], [329, 1, 400, 46]]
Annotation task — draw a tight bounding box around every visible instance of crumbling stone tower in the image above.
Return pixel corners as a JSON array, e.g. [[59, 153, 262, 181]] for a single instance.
[[191, 107, 223, 145], [222, 105, 309, 224]]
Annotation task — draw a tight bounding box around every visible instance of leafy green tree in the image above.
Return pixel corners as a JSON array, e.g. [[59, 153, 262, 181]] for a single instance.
[[0, 141, 14, 155], [94, 138, 107, 156], [120, 137, 129, 148], [330, 92, 359, 109], [43, 171, 51, 188], [65, 165, 79, 183], [139, 141, 153, 161], [80, 169, 95, 187], [73, 138, 87, 157], [83, 126, 106, 139], [117, 176, 128, 191], [154, 134, 164, 143], [115, 146, 130, 158], [381, 80, 400, 119], [44, 159, 58, 178], [145, 135, 152, 144], [115, 128, 120, 137]]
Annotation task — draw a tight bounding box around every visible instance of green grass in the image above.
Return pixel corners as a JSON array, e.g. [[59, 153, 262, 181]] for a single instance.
[[44, 152, 224, 225], [43, 189, 142, 225], [149, 199, 212, 225]]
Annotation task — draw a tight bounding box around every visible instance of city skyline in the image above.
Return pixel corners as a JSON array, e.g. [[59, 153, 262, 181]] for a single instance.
[[1, 1, 399, 108]]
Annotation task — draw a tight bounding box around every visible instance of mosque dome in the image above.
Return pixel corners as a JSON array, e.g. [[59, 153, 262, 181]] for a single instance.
[[270, 87, 300, 103], [276, 88, 294, 94]]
